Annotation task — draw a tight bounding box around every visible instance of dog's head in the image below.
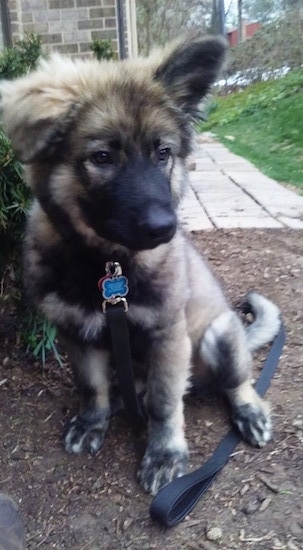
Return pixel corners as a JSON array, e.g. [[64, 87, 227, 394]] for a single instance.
[[0, 35, 226, 251]]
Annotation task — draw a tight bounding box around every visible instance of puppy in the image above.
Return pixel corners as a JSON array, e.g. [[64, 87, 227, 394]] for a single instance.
[[0, 35, 281, 495]]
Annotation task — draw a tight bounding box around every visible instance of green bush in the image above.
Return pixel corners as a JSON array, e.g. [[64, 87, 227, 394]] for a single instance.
[[0, 128, 31, 274], [0, 35, 40, 275], [0, 34, 42, 274], [0, 33, 42, 79], [0, 35, 60, 365], [90, 38, 115, 60]]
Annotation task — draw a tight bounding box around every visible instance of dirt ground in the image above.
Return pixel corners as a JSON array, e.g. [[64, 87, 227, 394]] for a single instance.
[[0, 228, 302, 550]]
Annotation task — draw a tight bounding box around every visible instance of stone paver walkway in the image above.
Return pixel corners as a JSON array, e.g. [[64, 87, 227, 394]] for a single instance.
[[180, 139, 303, 230]]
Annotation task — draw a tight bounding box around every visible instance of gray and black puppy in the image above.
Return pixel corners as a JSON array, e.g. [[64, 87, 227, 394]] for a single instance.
[[0, 35, 281, 495]]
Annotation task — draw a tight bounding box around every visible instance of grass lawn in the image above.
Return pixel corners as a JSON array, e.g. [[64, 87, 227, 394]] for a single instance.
[[201, 70, 303, 191]]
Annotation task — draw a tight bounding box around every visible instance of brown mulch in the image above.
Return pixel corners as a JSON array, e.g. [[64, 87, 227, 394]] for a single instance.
[[0, 229, 302, 550]]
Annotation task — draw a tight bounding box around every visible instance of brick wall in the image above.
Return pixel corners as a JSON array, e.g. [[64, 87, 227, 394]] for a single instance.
[[6, 0, 136, 58]]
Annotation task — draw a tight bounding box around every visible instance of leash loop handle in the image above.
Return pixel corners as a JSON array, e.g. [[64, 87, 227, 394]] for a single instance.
[[150, 430, 240, 526], [150, 323, 286, 527]]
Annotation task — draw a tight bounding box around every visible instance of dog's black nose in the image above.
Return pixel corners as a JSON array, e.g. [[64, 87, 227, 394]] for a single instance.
[[138, 210, 177, 246]]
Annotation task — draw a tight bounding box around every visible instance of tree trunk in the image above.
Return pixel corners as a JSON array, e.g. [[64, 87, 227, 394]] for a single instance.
[[238, 0, 243, 43]]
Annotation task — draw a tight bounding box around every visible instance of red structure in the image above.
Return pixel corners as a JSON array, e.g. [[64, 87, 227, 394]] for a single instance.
[[227, 21, 261, 47]]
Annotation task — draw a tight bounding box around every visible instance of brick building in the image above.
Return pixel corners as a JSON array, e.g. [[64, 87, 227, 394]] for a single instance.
[[227, 21, 261, 47], [0, 0, 138, 59]]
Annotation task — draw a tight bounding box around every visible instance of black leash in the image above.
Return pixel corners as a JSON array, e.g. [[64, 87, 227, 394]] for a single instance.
[[99, 261, 146, 424], [99, 265, 285, 527], [106, 303, 146, 424], [149, 322, 286, 527]]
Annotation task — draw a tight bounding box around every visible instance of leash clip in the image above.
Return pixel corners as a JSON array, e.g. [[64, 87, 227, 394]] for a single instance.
[[102, 296, 128, 313]]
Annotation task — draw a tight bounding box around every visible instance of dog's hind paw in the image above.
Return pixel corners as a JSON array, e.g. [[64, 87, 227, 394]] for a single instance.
[[63, 410, 109, 455], [232, 403, 272, 447], [137, 447, 188, 495]]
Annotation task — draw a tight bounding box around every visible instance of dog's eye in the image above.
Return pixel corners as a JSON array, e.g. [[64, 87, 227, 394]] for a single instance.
[[157, 147, 171, 164], [90, 151, 113, 165]]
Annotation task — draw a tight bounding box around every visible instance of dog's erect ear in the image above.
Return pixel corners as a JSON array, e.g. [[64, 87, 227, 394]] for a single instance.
[[154, 35, 227, 117], [0, 56, 84, 163]]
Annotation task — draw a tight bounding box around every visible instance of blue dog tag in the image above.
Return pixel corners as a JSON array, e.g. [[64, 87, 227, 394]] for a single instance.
[[101, 275, 128, 299], [98, 262, 129, 302]]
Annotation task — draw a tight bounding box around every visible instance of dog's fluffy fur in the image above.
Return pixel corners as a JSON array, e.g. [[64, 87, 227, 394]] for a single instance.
[[0, 35, 281, 494]]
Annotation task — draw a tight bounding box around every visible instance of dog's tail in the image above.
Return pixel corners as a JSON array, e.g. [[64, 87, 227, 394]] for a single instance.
[[243, 291, 281, 352]]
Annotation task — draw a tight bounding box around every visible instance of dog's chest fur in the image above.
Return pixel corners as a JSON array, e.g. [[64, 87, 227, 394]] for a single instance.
[[37, 240, 162, 311], [27, 221, 188, 353]]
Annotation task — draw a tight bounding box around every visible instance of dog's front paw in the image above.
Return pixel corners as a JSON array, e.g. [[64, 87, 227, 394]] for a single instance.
[[137, 447, 188, 495], [232, 403, 272, 447], [63, 409, 110, 455]]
